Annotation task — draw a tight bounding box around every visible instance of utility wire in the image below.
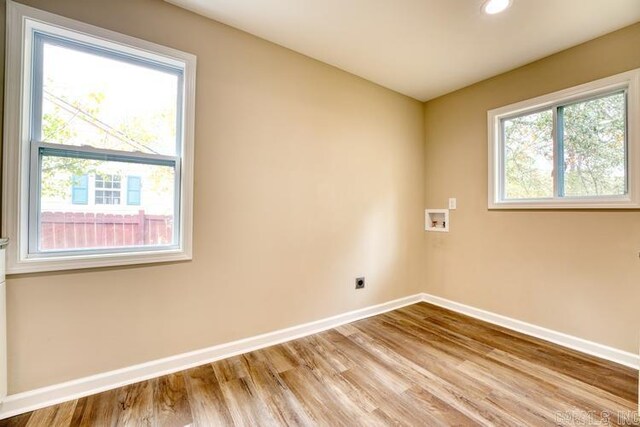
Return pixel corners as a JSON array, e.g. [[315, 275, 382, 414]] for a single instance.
[[43, 90, 162, 155]]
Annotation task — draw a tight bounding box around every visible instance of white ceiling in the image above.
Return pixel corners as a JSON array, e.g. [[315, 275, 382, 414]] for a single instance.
[[165, 0, 640, 101]]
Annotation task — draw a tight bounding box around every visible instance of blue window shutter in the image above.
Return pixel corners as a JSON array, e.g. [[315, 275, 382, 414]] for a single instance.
[[127, 176, 141, 205], [71, 174, 88, 204]]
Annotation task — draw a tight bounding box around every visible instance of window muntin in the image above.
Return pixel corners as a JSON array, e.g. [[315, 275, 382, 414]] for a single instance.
[[488, 70, 638, 209]]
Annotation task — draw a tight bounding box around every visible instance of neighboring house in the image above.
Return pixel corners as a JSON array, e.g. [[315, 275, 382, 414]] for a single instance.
[[70, 174, 141, 212], [41, 170, 173, 216]]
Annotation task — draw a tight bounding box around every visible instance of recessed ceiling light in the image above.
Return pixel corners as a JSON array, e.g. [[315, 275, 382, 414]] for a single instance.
[[483, 0, 511, 15]]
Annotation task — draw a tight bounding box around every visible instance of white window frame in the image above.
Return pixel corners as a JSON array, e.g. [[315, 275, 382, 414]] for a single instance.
[[2, 1, 196, 273], [488, 69, 640, 209]]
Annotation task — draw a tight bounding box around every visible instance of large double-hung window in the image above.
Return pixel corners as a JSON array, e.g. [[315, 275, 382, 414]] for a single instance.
[[3, 2, 196, 273]]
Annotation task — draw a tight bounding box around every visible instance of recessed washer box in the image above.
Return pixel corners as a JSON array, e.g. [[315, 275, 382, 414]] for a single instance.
[[425, 209, 449, 232]]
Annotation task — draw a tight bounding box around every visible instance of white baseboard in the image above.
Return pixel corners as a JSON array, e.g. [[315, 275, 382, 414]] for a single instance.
[[0, 293, 422, 419], [421, 293, 640, 370], [1, 292, 637, 420]]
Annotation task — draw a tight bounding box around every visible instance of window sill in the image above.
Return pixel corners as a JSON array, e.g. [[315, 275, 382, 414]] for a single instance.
[[6, 248, 192, 275], [488, 198, 640, 210]]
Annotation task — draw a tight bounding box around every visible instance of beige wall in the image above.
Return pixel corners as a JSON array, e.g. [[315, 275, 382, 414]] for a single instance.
[[4, 0, 425, 393], [423, 23, 640, 354]]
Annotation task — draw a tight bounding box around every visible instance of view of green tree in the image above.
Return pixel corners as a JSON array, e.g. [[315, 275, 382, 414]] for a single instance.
[[563, 92, 625, 196], [503, 92, 625, 199], [118, 113, 176, 194], [504, 110, 554, 199], [40, 92, 103, 198]]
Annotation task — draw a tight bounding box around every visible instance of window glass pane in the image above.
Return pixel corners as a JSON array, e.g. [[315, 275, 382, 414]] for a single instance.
[[562, 92, 626, 197], [503, 110, 554, 199], [40, 37, 180, 156], [39, 155, 175, 251]]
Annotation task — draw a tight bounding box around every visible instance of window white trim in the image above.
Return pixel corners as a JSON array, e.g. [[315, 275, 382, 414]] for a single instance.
[[2, 0, 196, 273], [487, 68, 640, 209]]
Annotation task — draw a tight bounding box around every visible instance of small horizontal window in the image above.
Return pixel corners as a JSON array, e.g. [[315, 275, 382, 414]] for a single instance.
[[488, 69, 640, 209]]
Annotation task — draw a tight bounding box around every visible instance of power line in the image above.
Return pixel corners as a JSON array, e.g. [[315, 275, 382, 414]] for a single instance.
[[43, 90, 163, 155]]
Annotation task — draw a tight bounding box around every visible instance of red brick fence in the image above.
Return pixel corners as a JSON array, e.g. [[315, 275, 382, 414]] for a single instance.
[[40, 211, 173, 250]]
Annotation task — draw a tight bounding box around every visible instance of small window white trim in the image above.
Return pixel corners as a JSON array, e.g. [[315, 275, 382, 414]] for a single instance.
[[2, 0, 196, 273], [487, 68, 640, 209]]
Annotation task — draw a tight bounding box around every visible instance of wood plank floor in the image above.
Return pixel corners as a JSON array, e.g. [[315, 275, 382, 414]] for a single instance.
[[2, 302, 637, 426]]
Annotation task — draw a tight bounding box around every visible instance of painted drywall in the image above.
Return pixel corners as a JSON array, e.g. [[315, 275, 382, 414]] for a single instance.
[[3, 0, 425, 393], [423, 22, 640, 354]]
